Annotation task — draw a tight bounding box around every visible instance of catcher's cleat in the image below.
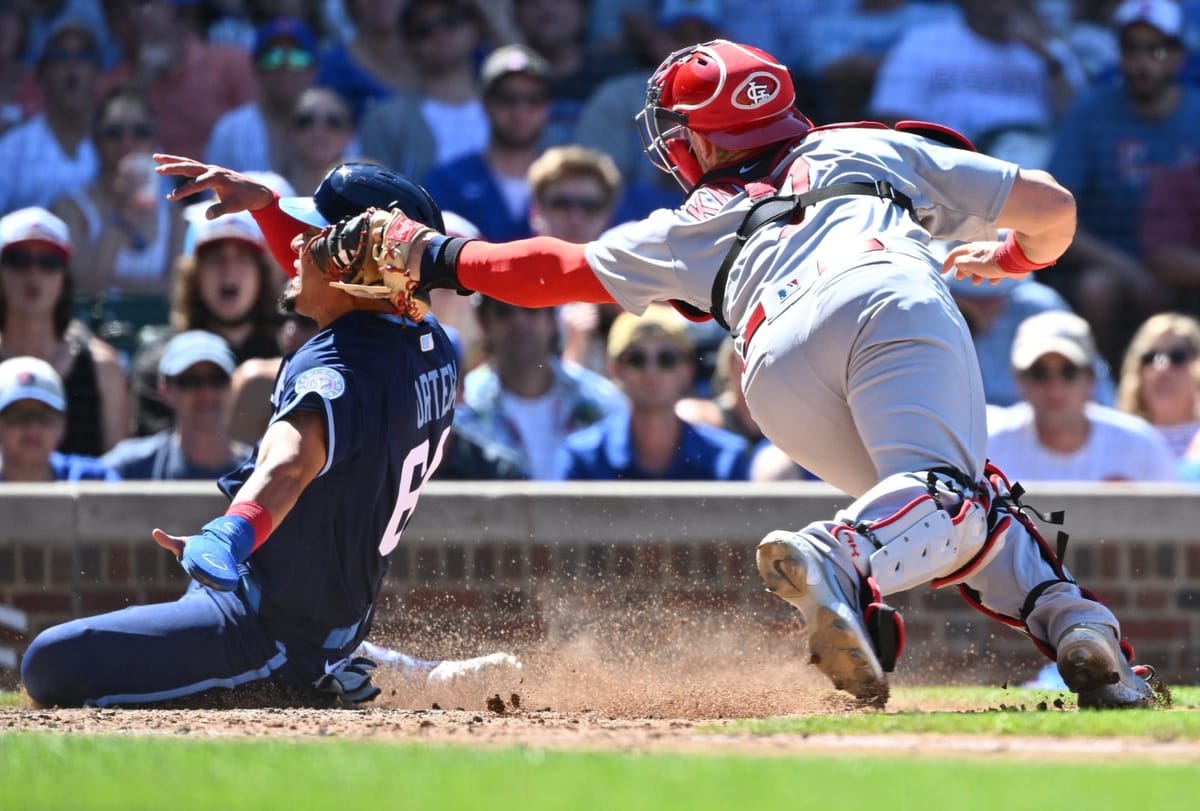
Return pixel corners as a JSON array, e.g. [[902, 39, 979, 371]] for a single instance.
[[757, 532, 889, 707], [426, 653, 523, 708], [1056, 623, 1154, 709]]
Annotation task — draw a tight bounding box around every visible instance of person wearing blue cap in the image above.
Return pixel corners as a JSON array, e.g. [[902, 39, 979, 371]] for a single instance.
[[20, 157, 521, 709], [102, 330, 253, 480], [0, 356, 118, 482]]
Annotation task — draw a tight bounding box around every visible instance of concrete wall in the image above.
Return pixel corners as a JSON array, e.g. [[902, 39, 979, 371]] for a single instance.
[[1, 481, 1197, 685]]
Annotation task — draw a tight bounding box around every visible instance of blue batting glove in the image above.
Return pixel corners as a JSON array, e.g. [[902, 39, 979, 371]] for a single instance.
[[179, 516, 256, 591]]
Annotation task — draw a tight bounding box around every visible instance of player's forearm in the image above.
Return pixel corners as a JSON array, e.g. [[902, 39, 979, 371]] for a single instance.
[[996, 169, 1077, 265], [456, 237, 616, 306], [231, 411, 328, 542]]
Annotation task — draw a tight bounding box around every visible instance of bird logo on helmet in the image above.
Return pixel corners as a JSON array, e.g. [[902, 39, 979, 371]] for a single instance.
[[636, 40, 812, 189]]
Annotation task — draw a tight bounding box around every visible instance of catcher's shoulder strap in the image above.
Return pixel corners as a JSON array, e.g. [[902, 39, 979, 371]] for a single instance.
[[684, 119, 975, 331]]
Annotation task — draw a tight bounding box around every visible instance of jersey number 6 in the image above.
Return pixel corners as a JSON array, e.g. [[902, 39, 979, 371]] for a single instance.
[[377, 426, 451, 556]]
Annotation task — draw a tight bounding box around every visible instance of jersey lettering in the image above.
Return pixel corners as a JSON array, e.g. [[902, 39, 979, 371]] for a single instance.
[[414, 362, 457, 429], [683, 187, 735, 221], [378, 426, 451, 556]]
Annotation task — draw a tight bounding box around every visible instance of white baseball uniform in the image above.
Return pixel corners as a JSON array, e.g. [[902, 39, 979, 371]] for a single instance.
[[583, 127, 1118, 645]]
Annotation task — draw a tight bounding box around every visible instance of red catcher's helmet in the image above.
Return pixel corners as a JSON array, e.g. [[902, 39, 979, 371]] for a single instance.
[[636, 40, 812, 188]]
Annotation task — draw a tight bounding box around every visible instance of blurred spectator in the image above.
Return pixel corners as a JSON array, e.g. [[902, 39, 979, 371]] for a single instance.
[[422, 44, 552, 241], [0, 17, 100, 213], [869, 0, 1085, 145], [315, 0, 417, 122], [525, 145, 624, 374], [204, 16, 322, 176], [99, 0, 256, 159], [357, 0, 490, 180], [0, 207, 130, 455], [1141, 157, 1200, 308], [986, 310, 1178, 481], [0, 0, 35, 136], [944, 265, 1101, 407], [1050, 0, 1125, 83], [102, 330, 252, 479], [798, 0, 957, 123], [50, 86, 183, 346], [284, 86, 359, 193], [723, 0, 825, 69], [23, 0, 117, 69], [428, 324, 528, 480], [227, 309, 320, 444], [1114, 312, 1200, 459], [557, 305, 750, 480], [0, 355, 118, 481], [129, 209, 281, 436], [455, 295, 626, 479], [1045, 0, 1200, 368], [512, 0, 632, 144]]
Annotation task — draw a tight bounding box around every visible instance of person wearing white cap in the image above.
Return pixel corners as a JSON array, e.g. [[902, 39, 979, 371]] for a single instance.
[[0, 206, 131, 456], [128, 206, 282, 436], [102, 330, 252, 480], [1045, 0, 1200, 368], [986, 310, 1179, 482], [0, 356, 118, 482]]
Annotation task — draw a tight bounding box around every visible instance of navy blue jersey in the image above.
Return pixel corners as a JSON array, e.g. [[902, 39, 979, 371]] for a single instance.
[[217, 311, 457, 651]]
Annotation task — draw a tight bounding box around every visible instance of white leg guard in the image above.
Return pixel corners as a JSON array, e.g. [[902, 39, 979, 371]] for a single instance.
[[832, 470, 1003, 595]]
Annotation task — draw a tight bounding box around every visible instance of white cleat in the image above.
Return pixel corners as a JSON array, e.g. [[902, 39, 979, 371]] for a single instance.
[[425, 653, 523, 707], [757, 531, 889, 707], [1056, 623, 1154, 709]]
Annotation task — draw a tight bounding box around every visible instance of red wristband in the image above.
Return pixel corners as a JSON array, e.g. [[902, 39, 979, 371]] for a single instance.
[[225, 501, 274, 552], [995, 231, 1055, 273]]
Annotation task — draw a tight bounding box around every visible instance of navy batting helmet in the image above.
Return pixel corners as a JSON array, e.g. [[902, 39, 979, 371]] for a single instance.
[[279, 162, 446, 233]]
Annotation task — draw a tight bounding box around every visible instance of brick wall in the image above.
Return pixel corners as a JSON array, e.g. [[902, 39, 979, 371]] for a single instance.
[[1, 481, 1197, 685]]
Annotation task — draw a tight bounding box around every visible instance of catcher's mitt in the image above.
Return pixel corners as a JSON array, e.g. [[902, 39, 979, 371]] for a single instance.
[[305, 208, 436, 321]]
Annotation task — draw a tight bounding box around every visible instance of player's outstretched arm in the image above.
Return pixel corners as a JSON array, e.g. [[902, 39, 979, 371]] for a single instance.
[[153, 410, 329, 590], [155, 154, 276, 217]]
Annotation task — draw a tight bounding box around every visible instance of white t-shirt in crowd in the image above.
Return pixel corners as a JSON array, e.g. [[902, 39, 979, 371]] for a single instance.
[[499, 390, 562, 481], [986, 402, 1179, 482]]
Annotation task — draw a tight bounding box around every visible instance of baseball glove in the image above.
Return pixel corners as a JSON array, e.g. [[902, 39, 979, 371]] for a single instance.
[[305, 208, 437, 321]]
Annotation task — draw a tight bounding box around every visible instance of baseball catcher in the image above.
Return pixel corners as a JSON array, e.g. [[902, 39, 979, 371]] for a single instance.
[[301, 39, 1161, 711]]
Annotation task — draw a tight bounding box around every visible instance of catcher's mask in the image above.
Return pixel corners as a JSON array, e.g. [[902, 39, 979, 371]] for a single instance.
[[635, 39, 812, 189], [278, 162, 445, 281]]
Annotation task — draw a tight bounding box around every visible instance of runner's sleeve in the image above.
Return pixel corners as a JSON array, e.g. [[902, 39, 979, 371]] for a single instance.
[[250, 194, 308, 275]]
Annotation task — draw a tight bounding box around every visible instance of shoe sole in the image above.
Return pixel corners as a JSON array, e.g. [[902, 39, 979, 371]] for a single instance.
[[1057, 632, 1154, 709], [757, 536, 889, 707]]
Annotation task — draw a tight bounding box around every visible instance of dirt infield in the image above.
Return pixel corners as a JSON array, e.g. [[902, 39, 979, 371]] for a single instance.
[[3, 620, 1196, 762]]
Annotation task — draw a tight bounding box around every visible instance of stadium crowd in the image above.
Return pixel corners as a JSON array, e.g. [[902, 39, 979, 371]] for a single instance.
[[2, 0, 1200, 487]]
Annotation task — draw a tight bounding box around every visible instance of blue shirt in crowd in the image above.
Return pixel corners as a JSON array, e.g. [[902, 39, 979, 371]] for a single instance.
[[557, 413, 752, 481]]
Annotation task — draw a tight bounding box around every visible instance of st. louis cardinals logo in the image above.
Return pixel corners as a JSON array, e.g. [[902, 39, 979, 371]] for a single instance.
[[732, 72, 780, 109]]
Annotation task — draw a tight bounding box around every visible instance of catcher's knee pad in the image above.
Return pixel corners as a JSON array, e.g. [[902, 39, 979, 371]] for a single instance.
[[833, 469, 1004, 595]]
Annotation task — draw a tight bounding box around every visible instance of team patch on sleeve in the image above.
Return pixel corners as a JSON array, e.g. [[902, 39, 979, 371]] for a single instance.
[[293, 367, 346, 400]]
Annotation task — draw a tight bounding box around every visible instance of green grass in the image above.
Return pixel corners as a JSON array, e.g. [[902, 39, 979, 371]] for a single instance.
[[1, 733, 1198, 811], [2, 686, 1199, 810]]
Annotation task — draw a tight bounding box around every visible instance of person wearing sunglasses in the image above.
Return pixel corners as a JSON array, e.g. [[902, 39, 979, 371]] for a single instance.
[[421, 44, 556, 243], [0, 207, 131, 456], [1115, 312, 1200, 461], [0, 356, 118, 482], [358, 0, 491, 182], [95, 0, 255, 160], [557, 305, 750, 481], [0, 19, 101, 214], [987, 310, 1178, 483], [50, 86, 184, 337], [205, 17, 322, 178], [101, 330, 252, 480], [285, 86, 360, 195]]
